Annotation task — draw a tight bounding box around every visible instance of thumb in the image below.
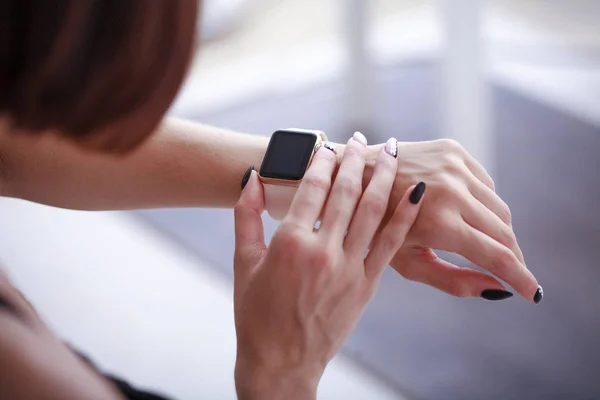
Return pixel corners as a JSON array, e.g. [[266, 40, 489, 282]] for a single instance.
[[234, 169, 267, 287]]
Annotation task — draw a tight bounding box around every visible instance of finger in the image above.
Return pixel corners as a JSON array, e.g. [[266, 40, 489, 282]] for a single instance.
[[468, 175, 512, 226], [234, 170, 267, 287], [462, 194, 525, 265], [391, 248, 510, 299], [365, 182, 426, 280], [458, 224, 538, 301], [285, 142, 338, 229], [319, 132, 367, 240], [345, 138, 398, 258], [463, 152, 495, 190]]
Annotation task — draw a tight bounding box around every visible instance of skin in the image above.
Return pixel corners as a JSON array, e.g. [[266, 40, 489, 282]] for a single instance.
[[0, 133, 423, 399], [233, 136, 424, 399], [0, 272, 126, 399], [0, 119, 538, 300], [0, 117, 539, 397], [0, 0, 538, 397]]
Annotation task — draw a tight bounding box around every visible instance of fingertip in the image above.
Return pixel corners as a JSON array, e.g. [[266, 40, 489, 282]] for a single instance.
[[389, 184, 423, 222], [519, 269, 541, 304], [238, 170, 265, 210], [472, 272, 514, 300], [533, 284, 543, 304], [384, 137, 398, 158], [353, 131, 368, 147], [480, 289, 514, 301], [522, 273, 542, 304], [241, 165, 254, 190], [394, 183, 426, 216]]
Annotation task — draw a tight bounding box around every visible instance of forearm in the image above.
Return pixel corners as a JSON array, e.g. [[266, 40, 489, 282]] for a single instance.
[[0, 272, 125, 400], [0, 118, 270, 210]]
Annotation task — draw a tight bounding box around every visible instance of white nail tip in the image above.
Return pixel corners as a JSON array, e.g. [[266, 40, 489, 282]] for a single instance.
[[323, 142, 337, 154], [352, 131, 368, 146], [385, 137, 398, 158]]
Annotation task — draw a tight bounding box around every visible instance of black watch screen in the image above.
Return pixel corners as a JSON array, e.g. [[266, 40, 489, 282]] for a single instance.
[[259, 130, 318, 180]]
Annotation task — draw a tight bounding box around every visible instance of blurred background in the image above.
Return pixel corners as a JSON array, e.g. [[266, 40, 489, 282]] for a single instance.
[[1, 0, 599, 399]]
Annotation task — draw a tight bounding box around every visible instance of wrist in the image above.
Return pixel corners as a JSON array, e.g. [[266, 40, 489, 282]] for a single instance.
[[235, 358, 319, 400]]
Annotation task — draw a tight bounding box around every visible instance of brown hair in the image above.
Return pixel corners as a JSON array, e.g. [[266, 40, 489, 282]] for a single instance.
[[0, 0, 199, 152]]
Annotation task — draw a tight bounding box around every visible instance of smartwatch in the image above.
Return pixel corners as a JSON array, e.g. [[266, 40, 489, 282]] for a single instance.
[[258, 129, 329, 220]]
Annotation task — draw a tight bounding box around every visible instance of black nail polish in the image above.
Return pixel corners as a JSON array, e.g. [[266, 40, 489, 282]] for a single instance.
[[241, 165, 254, 190], [409, 182, 426, 204], [481, 289, 514, 301], [533, 285, 543, 304]]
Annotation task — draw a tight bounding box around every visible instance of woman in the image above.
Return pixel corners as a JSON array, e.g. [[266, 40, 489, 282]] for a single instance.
[[0, 1, 542, 399]]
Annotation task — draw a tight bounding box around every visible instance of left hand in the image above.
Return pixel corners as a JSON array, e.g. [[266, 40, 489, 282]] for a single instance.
[[337, 137, 540, 303]]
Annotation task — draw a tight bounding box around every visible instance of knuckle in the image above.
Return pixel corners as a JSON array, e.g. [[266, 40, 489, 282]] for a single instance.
[[303, 174, 331, 194], [486, 176, 497, 191], [233, 201, 245, 218], [491, 248, 516, 275], [440, 149, 456, 164], [448, 283, 470, 298], [440, 138, 464, 154], [499, 202, 512, 223], [336, 176, 362, 198], [344, 142, 365, 159], [445, 157, 467, 176], [363, 194, 388, 217], [310, 247, 335, 270], [275, 222, 305, 251], [377, 232, 399, 256], [499, 225, 516, 247], [439, 180, 462, 201]]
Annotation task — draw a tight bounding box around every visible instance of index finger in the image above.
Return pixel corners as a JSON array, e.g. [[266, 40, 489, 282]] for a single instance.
[[285, 143, 338, 229], [365, 183, 426, 281]]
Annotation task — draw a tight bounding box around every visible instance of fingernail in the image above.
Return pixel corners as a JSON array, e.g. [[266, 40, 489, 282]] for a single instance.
[[352, 131, 368, 146], [241, 165, 254, 190], [533, 284, 543, 304], [322, 142, 337, 154], [481, 289, 514, 301], [385, 137, 398, 158], [409, 182, 426, 204]]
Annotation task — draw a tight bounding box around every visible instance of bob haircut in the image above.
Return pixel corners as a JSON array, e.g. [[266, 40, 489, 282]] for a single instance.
[[0, 0, 199, 152]]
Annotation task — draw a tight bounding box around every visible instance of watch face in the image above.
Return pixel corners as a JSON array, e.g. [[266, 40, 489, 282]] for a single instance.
[[259, 130, 318, 180]]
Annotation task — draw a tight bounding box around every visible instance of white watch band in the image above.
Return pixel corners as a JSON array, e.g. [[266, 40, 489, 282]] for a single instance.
[[263, 183, 298, 220]]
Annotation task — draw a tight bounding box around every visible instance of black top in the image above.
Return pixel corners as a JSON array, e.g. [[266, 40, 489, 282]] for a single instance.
[[105, 375, 172, 400], [76, 350, 172, 400], [0, 286, 170, 399]]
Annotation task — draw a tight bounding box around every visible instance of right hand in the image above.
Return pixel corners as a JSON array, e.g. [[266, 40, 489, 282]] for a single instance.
[[233, 133, 424, 399]]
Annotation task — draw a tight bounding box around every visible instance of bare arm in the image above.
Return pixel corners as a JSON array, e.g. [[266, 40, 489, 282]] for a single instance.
[[0, 271, 125, 400], [0, 118, 273, 210], [0, 120, 540, 301]]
